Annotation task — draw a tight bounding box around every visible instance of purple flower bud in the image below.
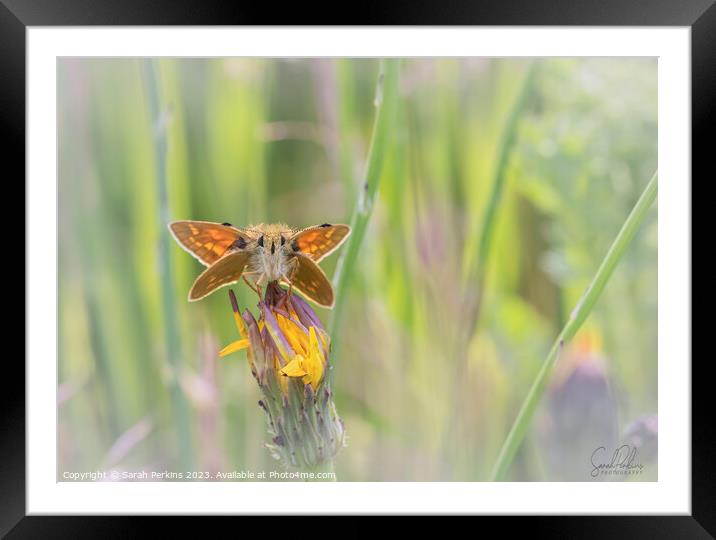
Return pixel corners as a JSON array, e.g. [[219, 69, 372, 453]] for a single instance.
[[539, 352, 618, 481]]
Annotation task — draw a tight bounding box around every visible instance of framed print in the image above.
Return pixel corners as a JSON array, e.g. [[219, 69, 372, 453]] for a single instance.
[[5, 0, 710, 534]]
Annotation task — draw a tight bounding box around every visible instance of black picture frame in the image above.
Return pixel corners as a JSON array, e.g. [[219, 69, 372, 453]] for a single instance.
[[5, 0, 708, 535]]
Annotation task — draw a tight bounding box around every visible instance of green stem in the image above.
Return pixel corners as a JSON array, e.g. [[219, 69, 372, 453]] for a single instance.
[[462, 60, 537, 333], [328, 59, 400, 379], [490, 170, 658, 481], [143, 59, 194, 471]]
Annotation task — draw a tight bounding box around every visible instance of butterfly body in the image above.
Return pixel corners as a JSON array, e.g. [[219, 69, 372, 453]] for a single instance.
[[243, 223, 297, 285], [168, 220, 351, 307]]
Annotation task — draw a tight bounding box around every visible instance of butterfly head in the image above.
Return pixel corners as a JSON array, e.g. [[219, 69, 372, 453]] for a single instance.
[[249, 223, 297, 282]]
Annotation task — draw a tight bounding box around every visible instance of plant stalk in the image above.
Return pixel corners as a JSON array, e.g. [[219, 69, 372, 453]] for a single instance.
[[143, 59, 194, 471], [328, 59, 400, 379], [490, 170, 658, 481], [461, 60, 538, 337]]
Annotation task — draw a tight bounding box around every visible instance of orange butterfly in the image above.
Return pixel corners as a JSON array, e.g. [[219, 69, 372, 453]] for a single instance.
[[168, 221, 351, 308]]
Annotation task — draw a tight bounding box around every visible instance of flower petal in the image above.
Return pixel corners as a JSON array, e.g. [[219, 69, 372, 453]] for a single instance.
[[290, 294, 324, 331], [242, 309, 265, 371], [277, 314, 309, 356], [262, 303, 293, 364], [281, 355, 308, 378], [303, 326, 324, 388], [219, 339, 249, 357], [229, 290, 247, 338], [315, 327, 330, 357]]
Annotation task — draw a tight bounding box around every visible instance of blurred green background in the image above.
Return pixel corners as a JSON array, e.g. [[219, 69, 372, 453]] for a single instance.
[[58, 58, 657, 481]]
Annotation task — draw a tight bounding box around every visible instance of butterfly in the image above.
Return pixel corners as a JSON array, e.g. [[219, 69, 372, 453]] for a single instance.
[[168, 221, 351, 308]]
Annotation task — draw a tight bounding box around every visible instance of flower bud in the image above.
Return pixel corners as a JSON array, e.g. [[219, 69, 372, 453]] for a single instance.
[[220, 283, 345, 471]]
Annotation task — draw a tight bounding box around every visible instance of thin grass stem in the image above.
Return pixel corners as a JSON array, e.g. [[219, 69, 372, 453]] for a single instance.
[[461, 60, 538, 336], [489, 170, 658, 481], [143, 59, 194, 471], [328, 59, 400, 379]]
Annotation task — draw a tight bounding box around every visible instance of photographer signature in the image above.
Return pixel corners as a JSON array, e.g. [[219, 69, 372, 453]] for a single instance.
[[591, 445, 644, 477]]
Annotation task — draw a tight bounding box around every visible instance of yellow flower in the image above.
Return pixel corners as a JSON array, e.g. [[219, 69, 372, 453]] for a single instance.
[[280, 326, 325, 389], [218, 283, 345, 471], [220, 288, 329, 391]]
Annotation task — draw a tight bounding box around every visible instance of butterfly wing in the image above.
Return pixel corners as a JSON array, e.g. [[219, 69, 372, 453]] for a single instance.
[[188, 250, 251, 301], [290, 224, 351, 262], [169, 220, 250, 267], [285, 254, 335, 308]]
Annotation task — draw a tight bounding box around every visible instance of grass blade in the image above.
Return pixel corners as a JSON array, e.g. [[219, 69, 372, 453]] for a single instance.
[[143, 59, 194, 470], [461, 60, 538, 336], [490, 170, 658, 481], [328, 59, 400, 376]]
